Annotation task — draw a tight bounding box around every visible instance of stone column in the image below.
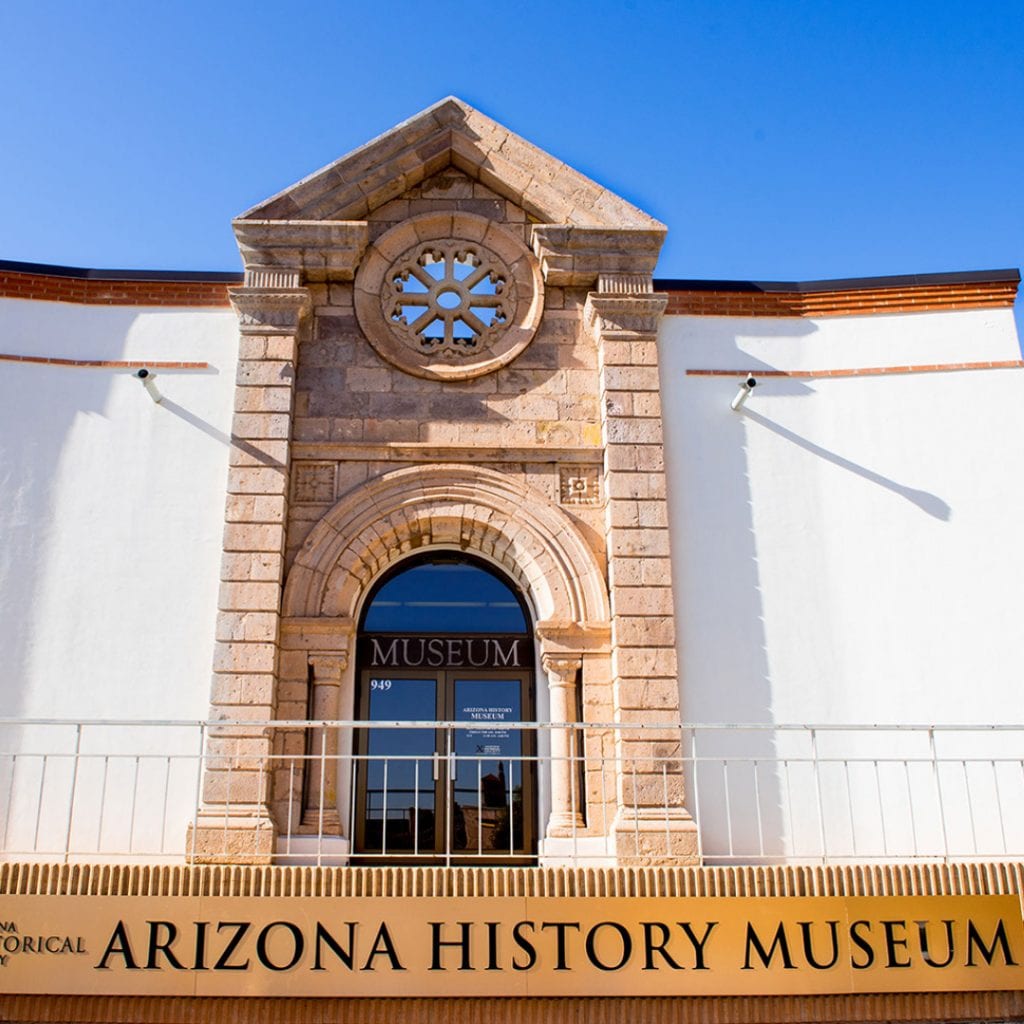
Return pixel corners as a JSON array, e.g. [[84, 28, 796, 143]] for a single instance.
[[189, 277, 310, 863], [301, 653, 347, 833], [542, 653, 585, 836], [585, 279, 699, 864]]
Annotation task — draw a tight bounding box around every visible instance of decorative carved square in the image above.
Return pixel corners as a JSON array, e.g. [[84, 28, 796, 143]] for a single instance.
[[292, 463, 336, 504], [559, 465, 601, 506]]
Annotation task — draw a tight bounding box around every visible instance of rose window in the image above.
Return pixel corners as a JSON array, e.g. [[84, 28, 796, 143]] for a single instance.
[[385, 243, 513, 358], [354, 212, 543, 381]]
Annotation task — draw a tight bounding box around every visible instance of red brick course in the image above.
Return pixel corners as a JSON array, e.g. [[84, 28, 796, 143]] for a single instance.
[[0, 354, 210, 369], [686, 360, 1024, 379], [664, 281, 1018, 317], [0, 270, 236, 306]]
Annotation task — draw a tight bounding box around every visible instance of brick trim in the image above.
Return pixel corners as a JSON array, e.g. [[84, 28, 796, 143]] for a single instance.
[[664, 280, 1018, 317], [0, 269, 236, 306], [0, 353, 210, 369], [686, 360, 1024, 379], [2, 261, 1017, 315]]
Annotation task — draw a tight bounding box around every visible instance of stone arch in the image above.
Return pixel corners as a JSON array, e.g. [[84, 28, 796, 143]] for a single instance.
[[282, 464, 609, 628]]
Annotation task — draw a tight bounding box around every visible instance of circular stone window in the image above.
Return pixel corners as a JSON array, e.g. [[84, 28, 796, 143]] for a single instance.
[[355, 213, 544, 381]]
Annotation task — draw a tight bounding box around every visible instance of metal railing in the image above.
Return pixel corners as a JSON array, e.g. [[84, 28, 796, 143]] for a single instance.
[[0, 719, 1021, 865]]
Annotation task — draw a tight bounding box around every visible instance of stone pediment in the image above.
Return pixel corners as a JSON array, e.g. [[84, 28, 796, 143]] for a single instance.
[[238, 97, 664, 233]]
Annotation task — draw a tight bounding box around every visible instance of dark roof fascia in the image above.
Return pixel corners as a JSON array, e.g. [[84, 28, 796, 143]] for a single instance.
[[0, 258, 243, 283], [653, 269, 1021, 294], [1, 259, 1018, 294]]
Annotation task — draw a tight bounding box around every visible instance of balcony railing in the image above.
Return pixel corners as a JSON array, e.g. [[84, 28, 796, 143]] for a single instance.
[[0, 719, 1021, 865]]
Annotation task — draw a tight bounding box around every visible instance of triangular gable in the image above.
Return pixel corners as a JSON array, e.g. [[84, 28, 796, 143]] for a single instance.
[[237, 97, 664, 232]]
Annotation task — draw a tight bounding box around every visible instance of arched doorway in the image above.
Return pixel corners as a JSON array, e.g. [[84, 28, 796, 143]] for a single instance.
[[353, 553, 537, 863]]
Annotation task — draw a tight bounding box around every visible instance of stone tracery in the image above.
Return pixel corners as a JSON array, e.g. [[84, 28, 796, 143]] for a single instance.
[[355, 212, 543, 381], [385, 241, 511, 357]]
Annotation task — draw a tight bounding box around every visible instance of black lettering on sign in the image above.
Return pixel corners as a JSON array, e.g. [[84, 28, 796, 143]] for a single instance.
[[540, 921, 581, 971], [798, 920, 840, 970], [95, 921, 139, 971], [849, 920, 875, 969], [364, 635, 524, 669], [214, 922, 251, 971], [742, 922, 795, 970], [256, 921, 304, 971], [966, 919, 1018, 967], [585, 921, 632, 972], [430, 921, 474, 971], [882, 920, 911, 968], [916, 919, 955, 969], [361, 923, 405, 971], [485, 921, 502, 972], [642, 922, 683, 971], [193, 921, 210, 971], [679, 921, 717, 970], [512, 921, 537, 971], [312, 921, 356, 971], [145, 920, 185, 971]]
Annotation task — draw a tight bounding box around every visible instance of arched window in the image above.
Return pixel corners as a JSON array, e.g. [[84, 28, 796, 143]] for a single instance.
[[353, 554, 536, 863]]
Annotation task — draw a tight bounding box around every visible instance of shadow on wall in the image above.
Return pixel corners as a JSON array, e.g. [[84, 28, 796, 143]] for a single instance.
[[665, 349, 797, 861], [742, 409, 951, 522], [160, 399, 282, 467], [0, 308, 229, 723], [0, 333, 130, 721], [667, 320, 956, 861]]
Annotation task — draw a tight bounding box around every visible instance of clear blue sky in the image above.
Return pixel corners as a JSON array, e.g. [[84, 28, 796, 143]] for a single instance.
[[2, 1, 1021, 314]]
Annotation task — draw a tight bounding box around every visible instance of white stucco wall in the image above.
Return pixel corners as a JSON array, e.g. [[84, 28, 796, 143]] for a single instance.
[[0, 298, 238, 722], [659, 306, 1024, 859]]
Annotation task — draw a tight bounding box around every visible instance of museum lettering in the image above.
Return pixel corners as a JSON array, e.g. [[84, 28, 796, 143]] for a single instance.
[[364, 636, 525, 670], [93, 915, 1019, 975]]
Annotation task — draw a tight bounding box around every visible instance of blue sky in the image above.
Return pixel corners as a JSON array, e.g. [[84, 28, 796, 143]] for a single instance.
[[2, 1, 1021, 314]]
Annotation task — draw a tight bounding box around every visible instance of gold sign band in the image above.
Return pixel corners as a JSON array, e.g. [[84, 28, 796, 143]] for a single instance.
[[0, 895, 1021, 997]]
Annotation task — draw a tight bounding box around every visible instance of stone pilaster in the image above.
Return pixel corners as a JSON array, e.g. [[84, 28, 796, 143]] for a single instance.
[[585, 286, 698, 864], [190, 284, 310, 863], [541, 653, 585, 836], [300, 653, 348, 833]]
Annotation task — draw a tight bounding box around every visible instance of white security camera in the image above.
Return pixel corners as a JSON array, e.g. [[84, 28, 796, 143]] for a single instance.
[[731, 376, 757, 411], [134, 367, 163, 404]]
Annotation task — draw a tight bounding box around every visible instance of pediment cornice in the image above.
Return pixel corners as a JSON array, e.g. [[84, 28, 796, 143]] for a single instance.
[[236, 98, 666, 237]]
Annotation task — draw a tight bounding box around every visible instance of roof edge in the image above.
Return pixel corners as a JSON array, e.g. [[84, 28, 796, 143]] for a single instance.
[[1, 260, 1018, 302], [654, 268, 1021, 294], [0, 258, 242, 283]]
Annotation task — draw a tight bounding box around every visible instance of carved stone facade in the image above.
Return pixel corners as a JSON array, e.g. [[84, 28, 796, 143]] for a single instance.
[[191, 97, 697, 864]]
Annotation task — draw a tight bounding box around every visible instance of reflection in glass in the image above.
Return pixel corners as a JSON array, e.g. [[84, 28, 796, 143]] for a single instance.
[[361, 677, 436, 853], [364, 561, 527, 633], [452, 678, 524, 855]]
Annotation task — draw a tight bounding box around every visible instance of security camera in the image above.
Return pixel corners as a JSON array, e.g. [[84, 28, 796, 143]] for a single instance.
[[731, 375, 757, 411], [133, 367, 163, 404]]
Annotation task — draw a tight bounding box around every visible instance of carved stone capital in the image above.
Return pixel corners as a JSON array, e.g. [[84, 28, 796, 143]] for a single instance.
[[541, 653, 582, 687], [531, 226, 665, 287], [584, 293, 669, 340], [232, 219, 370, 283], [308, 652, 348, 681], [229, 287, 312, 336]]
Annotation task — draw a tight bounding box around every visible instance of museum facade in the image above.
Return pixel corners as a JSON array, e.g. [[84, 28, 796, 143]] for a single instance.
[[1, 98, 1022, 1022]]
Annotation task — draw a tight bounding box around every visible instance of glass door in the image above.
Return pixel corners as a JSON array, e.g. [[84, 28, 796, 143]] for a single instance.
[[354, 673, 441, 857], [450, 675, 534, 858], [354, 670, 535, 862]]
